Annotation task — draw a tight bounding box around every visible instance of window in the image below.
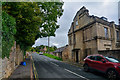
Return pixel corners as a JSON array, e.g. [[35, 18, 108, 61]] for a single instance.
[[69, 36, 72, 45], [95, 56, 104, 61], [73, 26, 76, 30], [106, 48, 110, 50], [88, 56, 95, 60], [105, 56, 120, 63], [116, 31, 119, 41], [73, 34, 76, 44], [76, 20, 78, 26], [104, 27, 108, 38], [84, 30, 87, 41]]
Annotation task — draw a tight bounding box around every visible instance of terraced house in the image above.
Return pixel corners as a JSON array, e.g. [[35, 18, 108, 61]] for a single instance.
[[68, 6, 120, 63]]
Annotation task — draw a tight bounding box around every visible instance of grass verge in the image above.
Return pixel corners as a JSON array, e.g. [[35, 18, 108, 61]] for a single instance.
[[43, 53, 62, 61]]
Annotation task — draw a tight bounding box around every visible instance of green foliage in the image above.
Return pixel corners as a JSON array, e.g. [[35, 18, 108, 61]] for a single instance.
[[2, 2, 41, 51], [48, 47, 55, 52], [2, 11, 16, 58], [36, 52, 39, 54], [2, 2, 64, 52], [0, 1, 2, 58], [52, 46, 57, 50], [46, 46, 57, 52], [43, 53, 62, 61], [39, 2, 64, 37], [32, 45, 57, 52], [29, 47, 35, 52], [23, 50, 26, 56]]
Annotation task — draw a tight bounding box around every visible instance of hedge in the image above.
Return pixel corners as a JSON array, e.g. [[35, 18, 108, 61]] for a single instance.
[[43, 53, 62, 61], [2, 11, 16, 58]]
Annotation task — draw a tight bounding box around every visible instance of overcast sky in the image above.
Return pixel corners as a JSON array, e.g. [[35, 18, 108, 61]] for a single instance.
[[32, 0, 119, 48]]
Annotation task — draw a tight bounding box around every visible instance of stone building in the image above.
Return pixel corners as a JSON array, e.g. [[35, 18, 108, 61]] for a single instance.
[[53, 45, 68, 59], [62, 46, 70, 61], [68, 6, 120, 63]]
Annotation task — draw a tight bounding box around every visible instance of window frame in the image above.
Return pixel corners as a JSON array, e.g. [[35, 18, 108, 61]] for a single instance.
[[76, 20, 78, 26], [104, 27, 109, 39], [73, 33, 76, 44], [116, 30, 119, 41], [69, 36, 72, 45]]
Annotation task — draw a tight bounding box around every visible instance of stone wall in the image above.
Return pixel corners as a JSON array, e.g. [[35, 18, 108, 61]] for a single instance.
[[62, 46, 69, 61], [0, 42, 23, 79], [98, 50, 120, 60]]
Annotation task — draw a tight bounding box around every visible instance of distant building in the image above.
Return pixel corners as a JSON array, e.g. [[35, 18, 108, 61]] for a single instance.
[[43, 46, 47, 52], [68, 6, 120, 63], [53, 45, 68, 59]]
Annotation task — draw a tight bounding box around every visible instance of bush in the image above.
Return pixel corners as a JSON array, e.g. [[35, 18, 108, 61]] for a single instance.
[[2, 11, 16, 58], [36, 52, 39, 54], [43, 53, 62, 61]]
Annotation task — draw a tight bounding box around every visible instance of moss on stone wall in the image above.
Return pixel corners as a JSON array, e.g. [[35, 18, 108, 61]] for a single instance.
[[2, 11, 16, 58]]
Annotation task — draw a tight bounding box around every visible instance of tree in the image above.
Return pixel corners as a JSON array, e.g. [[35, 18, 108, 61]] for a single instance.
[[52, 46, 57, 50], [2, 2, 42, 51], [38, 2, 64, 37], [38, 2, 63, 53], [2, 2, 64, 51]]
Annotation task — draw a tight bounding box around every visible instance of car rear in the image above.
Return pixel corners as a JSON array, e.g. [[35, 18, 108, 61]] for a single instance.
[[84, 55, 120, 80]]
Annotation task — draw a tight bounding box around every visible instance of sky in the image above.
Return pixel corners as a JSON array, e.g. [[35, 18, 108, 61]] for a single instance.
[[32, 0, 119, 48]]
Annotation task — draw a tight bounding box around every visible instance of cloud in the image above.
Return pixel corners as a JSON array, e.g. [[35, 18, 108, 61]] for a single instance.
[[52, 43, 59, 46], [118, 1, 120, 19], [33, 1, 118, 48]]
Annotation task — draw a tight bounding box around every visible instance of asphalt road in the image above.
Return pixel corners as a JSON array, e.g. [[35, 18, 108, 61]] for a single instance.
[[32, 53, 107, 80]]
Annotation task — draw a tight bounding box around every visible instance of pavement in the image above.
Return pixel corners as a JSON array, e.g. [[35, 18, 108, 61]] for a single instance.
[[7, 55, 33, 80], [5, 52, 108, 80], [32, 53, 107, 80], [63, 60, 84, 69]]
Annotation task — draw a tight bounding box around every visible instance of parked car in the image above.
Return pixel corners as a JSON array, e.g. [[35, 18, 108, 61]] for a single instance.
[[39, 52, 43, 55], [83, 54, 120, 80]]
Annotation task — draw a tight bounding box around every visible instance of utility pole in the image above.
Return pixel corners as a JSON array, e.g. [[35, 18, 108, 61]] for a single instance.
[[48, 36, 50, 54]]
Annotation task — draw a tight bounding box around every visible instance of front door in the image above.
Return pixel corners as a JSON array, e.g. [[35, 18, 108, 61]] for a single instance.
[[76, 51, 79, 63]]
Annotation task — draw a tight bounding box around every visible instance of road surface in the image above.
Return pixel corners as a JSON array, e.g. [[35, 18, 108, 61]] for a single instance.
[[32, 53, 107, 80]]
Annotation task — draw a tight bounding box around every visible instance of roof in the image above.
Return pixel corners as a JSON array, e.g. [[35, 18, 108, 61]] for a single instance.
[[73, 6, 88, 21], [68, 6, 120, 34], [53, 45, 68, 53]]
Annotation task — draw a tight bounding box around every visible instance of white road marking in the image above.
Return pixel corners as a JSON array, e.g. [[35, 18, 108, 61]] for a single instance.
[[64, 69, 89, 80], [51, 62, 59, 66]]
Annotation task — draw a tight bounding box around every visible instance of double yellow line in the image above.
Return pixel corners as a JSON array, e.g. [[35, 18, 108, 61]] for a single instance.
[[31, 55, 38, 80]]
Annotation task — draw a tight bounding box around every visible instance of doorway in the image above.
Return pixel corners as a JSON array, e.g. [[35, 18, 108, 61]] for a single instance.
[[76, 51, 79, 63]]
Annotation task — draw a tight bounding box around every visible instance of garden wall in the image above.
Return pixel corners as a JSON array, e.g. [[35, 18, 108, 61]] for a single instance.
[[0, 42, 23, 79], [98, 50, 120, 60]]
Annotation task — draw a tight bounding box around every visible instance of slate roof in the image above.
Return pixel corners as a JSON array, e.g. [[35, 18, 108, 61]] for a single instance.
[[53, 45, 68, 53]]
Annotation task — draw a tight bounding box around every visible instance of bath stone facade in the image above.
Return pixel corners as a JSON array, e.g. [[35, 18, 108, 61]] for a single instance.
[[68, 6, 120, 63]]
